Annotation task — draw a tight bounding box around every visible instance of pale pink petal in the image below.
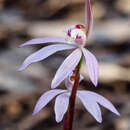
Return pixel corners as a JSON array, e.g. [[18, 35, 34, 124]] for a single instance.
[[19, 37, 66, 47], [80, 74, 84, 82], [18, 44, 75, 71], [85, 0, 93, 37], [33, 89, 66, 115], [65, 73, 84, 91], [51, 48, 82, 89], [54, 93, 70, 123], [77, 91, 102, 123], [81, 91, 120, 116], [82, 48, 99, 87], [65, 77, 74, 91]]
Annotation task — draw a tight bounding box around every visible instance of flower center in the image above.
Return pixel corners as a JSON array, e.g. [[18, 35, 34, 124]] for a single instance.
[[65, 24, 87, 47], [65, 71, 76, 91]]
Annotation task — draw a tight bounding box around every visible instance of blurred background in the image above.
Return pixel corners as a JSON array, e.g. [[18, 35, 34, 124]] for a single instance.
[[0, 0, 130, 130]]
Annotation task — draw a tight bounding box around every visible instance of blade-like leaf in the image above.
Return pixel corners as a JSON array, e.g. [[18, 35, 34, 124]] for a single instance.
[[19, 37, 66, 47], [33, 89, 66, 115], [18, 44, 75, 71], [82, 48, 99, 86], [51, 48, 82, 89]]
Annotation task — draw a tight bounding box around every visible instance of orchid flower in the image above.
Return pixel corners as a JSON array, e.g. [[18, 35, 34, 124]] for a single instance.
[[33, 73, 120, 123], [18, 0, 98, 88], [18, 25, 98, 88]]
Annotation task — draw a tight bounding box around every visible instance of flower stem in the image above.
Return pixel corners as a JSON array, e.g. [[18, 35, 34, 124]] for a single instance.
[[63, 54, 83, 130]]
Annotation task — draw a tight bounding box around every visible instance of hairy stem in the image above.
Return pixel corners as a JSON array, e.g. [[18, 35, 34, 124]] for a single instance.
[[63, 54, 83, 130]]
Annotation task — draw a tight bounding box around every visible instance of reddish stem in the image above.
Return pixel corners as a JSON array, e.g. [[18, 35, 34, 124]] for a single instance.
[[63, 61, 81, 130]]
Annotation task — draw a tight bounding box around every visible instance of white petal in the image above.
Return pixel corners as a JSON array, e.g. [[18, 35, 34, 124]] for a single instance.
[[51, 48, 82, 88], [18, 44, 75, 71], [82, 48, 99, 87], [65, 76, 74, 91], [19, 37, 66, 47], [33, 89, 66, 115], [54, 93, 70, 123], [80, 74, 84, 82], [85, 0, 93, 37], [77, 91, 102, 123], [65, 73, 84, 91], [83, 91, 120, 116]]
